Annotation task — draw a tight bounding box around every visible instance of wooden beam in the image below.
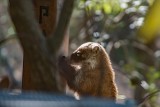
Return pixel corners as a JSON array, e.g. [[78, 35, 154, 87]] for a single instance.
[[33, 0, 57, 36]]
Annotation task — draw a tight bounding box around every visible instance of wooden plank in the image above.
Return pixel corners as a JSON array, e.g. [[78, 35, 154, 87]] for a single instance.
[[33, 0, 57, 36]]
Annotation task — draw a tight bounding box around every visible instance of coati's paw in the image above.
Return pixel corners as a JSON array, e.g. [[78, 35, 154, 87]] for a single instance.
[[58, 55, 67, 66], [58, 56, 70, 74]]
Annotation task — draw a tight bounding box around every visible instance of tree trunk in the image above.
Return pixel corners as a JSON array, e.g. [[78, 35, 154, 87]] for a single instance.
[[8, 0, 74, 92], [33, 0, 57, 36], [9, 0, 59, 92]]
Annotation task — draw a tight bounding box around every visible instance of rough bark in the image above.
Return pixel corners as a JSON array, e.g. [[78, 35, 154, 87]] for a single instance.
[[8, 0, 74, 92], [33, 0, 57, 36], [9, 0, 58, 91]]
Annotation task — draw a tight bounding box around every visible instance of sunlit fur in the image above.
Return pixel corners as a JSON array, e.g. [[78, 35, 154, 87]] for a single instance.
[[69, 42, 118, 100]]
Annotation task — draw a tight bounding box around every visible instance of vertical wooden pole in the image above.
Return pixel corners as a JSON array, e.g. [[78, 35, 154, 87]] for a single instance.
[[33, 0, 57, 36], [22, 0, 69, 91], [22, 0, 57, 90]]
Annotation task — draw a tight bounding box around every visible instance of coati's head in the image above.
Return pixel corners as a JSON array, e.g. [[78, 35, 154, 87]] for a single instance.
[[70, 42, 102, 68]]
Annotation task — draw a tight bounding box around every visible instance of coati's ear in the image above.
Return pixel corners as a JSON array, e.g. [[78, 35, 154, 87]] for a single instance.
[[92, 45, 99, 54]]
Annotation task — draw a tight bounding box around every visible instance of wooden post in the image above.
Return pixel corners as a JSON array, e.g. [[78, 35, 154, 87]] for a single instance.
[[22, 0, 69, 91], [22, 0, 57, 90], [33, 0, 57, 36]]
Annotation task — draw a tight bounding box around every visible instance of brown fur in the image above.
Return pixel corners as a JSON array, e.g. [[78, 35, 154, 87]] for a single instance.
[[58, 42, 118, 100]]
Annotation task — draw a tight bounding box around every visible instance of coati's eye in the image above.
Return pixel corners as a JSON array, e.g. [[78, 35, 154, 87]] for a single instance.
[[75, 50, 87, 60], [76, 51, 81, 56], [76, 53, 80, 56]]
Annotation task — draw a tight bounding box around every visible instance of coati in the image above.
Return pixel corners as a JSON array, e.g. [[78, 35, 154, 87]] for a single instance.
[[58, 42, 118, 100]]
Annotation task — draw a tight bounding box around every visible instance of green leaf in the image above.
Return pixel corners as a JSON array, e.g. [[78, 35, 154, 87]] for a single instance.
[[103, 3, 112, 14]]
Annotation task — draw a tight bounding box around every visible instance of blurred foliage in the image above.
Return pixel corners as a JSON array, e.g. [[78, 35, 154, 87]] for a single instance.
[[0, 0, 21, 89], [78, 0, 122, 14], [70, 0, 160, 106], [138, 0, 160, 43], [0, 0, 159, 106]]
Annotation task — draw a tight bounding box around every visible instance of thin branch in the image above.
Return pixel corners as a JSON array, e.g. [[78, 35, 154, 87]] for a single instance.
[[0, 34, 16, 46], [48, 0, 75, 55], [138, 90, 160, 107]]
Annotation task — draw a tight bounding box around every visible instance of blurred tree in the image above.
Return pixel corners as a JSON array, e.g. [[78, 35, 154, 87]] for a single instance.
[[69, 0, 160, 106], [0, 0, 159, 106], [8, 0, 74, 92], [138, 0, 160, 43]]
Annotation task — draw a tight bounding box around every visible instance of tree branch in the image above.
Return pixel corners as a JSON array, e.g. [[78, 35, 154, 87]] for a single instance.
[[9, 0, 46, 49], [138, 90, 160, 107], [48, 0, 75, 55], [0, 35, 16, 45]]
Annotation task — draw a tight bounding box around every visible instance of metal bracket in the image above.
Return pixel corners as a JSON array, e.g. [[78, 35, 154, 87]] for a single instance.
[[39, 6, 49, 23]]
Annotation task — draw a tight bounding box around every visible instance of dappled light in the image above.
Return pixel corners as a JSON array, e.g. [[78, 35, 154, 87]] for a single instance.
[[0, 0, 159, 107]]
